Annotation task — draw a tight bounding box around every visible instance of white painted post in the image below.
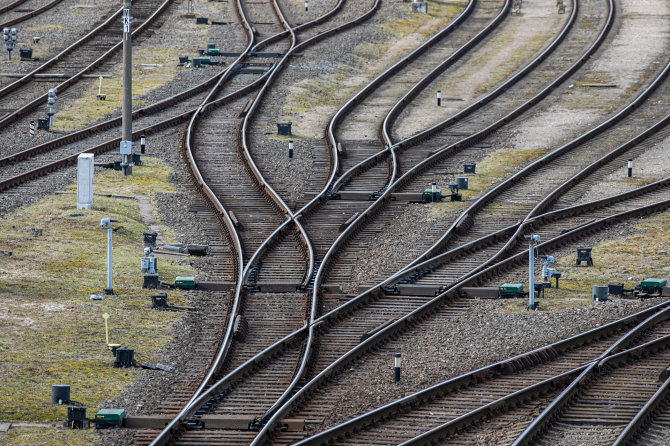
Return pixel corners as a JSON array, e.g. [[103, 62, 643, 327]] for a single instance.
[[77, 153, 94, 210]]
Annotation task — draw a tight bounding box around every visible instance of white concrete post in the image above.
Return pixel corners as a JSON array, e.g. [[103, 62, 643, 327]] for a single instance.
[[77, 153, 94, 210]]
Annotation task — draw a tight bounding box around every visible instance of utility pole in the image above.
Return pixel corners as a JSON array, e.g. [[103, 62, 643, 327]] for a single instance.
[[524, 234, 540, 310], [121, 0, 133, 176]]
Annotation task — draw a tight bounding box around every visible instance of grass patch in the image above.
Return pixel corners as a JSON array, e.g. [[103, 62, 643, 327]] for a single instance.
[[2, 426, 96, 445], [53, 46, 186, 132], [382, 1, 467, 38], [0, 158, 192, 427], [285, 73, 356, 115], [467, 147, 548, 202]]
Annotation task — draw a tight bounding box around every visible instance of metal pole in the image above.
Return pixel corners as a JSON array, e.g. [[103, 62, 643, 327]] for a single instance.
[[627, 159, 632, 178], [437, 90, 441, 106], [528, 242, 535, 310], [122, 0, 133, 175], [107, 226, 113, 292], [29, 120, 34, 138]]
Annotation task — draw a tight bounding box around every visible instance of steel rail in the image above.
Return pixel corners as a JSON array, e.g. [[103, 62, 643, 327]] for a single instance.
[[0, 2, 124, 100], [0, 0, 30, 15], [0, 72, 272, 193], [379, 0, 516, 186], [376, 0, 614, 271], [0, 0, 353, 189], [385, 170, 670, 290], [387, 59, 670, 286], [293, 301, 670, 444], [0, 0, 347, 168], [160, 0, 385, 433], [290, 0, 455, 220], [314, 0, 590, 332], [147, 1, 254, 444], [0, 0, 63, 28], [257, 6, 668, 432], [243, 0, 385, 430], [512, 327, 670, 445], [465, 57, 670, 277], [612, 375, 670, 446], [177, 166, 670, 444], [0, 0, 173, 129], [409, 328, 670, 445], [327, 0, 488, 195], [251, 0, 619, 439], [321, 0, 587, 282], [332, 0, 577, 194], [321, 0, 481, 195], [298, 0, 499, 387]]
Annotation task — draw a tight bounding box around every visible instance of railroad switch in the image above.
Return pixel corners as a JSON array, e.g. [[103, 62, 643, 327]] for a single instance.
[[151, 293, 167, 308], [539, 255, 560, 288], [51, 384, 71, 405], [174, 276, 196, 289], [19, 47, 32, 60], [634, 278, 668, 297], [499, 283, 524, 298], [277, 121, 292, 135], [94, 409, 125, 429], [422, 182, 442, 202], [411, 2, 427, 13], [592, 286, 608, 302]]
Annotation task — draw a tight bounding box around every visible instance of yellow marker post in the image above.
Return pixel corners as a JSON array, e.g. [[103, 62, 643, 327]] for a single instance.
[[97, 76, 106, 101], [102, 312, 110, 345]]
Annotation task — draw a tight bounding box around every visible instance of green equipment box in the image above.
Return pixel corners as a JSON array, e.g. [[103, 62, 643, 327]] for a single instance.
[[95, 408, 125, 429], [422, 189, 441, 202], [640, 278, 667, 293], [206, 48, 220, 55], [499, 283, 524, 298], [175, 276, 196, 289]]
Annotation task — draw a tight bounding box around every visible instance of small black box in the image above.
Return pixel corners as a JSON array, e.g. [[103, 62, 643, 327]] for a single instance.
[[608, 283, 624, 296], [19, 48, 32, 59]]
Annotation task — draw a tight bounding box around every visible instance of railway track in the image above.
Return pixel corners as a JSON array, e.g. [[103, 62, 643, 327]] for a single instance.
[[144, 0, 670, 442], [1, 1, 665, 445], [236, 0, 670, 440], [140, 0, 391, 444], [291, 301, 670, 444], [322, 0, 595, 293], [0, 0, 63, 29], [0, 0, 172, 130]]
